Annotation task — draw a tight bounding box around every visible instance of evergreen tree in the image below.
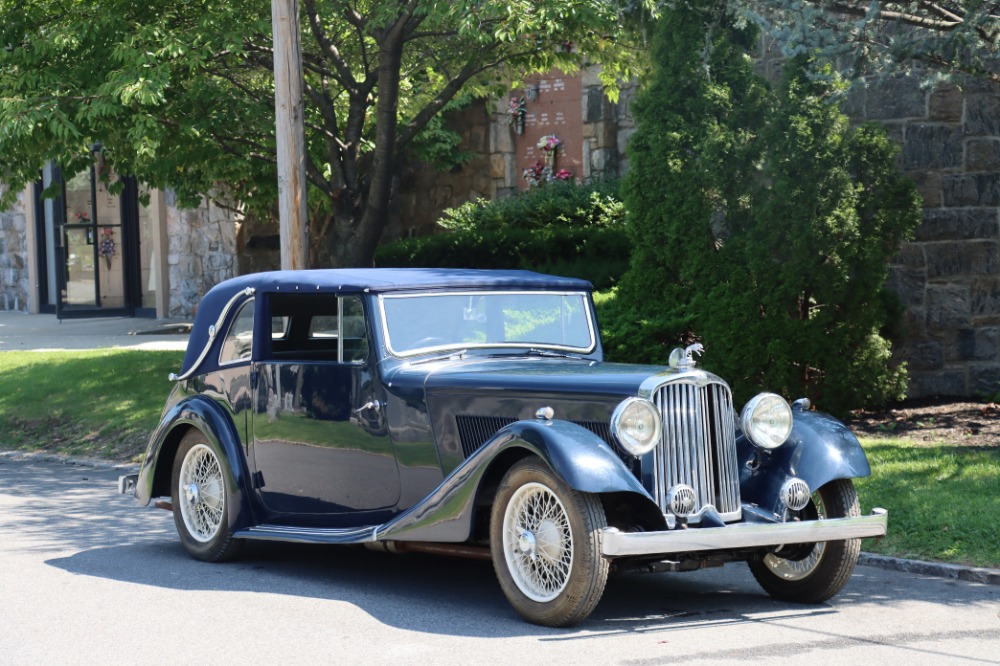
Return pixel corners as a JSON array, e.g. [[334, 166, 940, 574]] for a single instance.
[[610, 3, 922, 415]]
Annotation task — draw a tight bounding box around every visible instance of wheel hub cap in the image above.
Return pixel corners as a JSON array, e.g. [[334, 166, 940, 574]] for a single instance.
[[185, 482, 202, 505], [517, 529, 537, 560]]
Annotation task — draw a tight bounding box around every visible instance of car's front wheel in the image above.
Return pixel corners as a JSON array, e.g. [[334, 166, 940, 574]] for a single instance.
[[748, 478, 861, 603], [171, 430, 242, 562], [490, 457, 609, 627]]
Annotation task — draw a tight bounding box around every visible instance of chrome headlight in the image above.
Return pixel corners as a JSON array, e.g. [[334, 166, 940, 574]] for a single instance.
[[611, 397, 662, 457], [740, 393, 793, 450]]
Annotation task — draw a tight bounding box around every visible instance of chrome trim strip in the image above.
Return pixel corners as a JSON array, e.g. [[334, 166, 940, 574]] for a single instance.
[[601, 508, 888, 557], [169, 287, 255, 382], [235, 524, 377, 544]]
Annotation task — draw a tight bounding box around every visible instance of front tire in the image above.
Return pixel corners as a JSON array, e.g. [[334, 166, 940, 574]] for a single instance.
[[171, 430, 242, 562], [749, 478, 861, 603], [490, 457, 609, 627]]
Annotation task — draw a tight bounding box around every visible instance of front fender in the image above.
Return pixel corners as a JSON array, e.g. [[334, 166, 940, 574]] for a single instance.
[[739, 410, 871, 517], [135, 394, 255, 531], [376, 419, 651, 543]]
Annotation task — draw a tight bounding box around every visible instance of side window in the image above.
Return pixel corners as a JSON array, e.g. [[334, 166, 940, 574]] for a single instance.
[[267, 294, 367, 363], [220, 299, 255, 364], [341, 296, 368, 362]]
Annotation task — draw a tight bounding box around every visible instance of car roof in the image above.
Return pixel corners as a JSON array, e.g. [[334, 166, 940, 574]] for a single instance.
[[179, 269, 594, 377]]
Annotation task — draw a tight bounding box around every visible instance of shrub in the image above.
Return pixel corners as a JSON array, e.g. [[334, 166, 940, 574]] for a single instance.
[[377, 180, 630, 289], [607, 3, 921, 415]]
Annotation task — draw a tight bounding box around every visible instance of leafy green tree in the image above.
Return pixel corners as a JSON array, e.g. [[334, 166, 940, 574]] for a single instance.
[[610, 2, 922, 414], [0, 0, 653, 266], [738, 1, 1000, 81]]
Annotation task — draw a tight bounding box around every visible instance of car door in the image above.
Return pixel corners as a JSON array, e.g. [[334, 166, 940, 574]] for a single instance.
[[250, 293, 400, 519]]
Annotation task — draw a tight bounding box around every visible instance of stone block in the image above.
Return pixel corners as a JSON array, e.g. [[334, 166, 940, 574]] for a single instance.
[[929, 84, 963, 122], [900, 124, 963, 170], [899, 340, 943, 371], [468, 126, 488, 154], [909, 370, 967, 398], [490, 154, 506, 179], [925, 283, 971, 328], [585, 87, 605, 124], [914, 208, 999, 242], [885, 266, 926, 307], [966, 139, 1000, 171], [597, 121, 617, 149], [503, 154, 518, 187], [971, 365, 1000, 395], [942, 173, 1000, 207], [619, 128, 637, 154], [965, 95, 1000, 136], [866, 75, 927, 120], [954, 327, 999, 361], [908, 171, 942, 208], [972, 277, 1000, 317], [491, 121, 515, 154], [925, 240, 998, 278]]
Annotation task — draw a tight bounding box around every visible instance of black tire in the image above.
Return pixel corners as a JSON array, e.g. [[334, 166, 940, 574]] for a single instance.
[[490, 456, 609, 627], [749, 478, 861, 603], [170, 430, 242, 562]]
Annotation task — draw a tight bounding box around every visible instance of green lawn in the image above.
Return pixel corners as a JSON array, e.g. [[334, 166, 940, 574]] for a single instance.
[[1, 349, 997, 568], [855, 438, 1000, 568], [0, 349, 183, 461]]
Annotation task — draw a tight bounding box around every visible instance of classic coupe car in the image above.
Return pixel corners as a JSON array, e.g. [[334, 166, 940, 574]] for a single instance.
[[121, 268, 887, 627]]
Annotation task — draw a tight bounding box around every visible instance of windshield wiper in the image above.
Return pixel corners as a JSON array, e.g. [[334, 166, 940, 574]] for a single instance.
[[525, 348, 588, 360]]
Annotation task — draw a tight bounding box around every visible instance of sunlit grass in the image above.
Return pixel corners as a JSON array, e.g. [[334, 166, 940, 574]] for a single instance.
[[0, 350, 183, 461], [856, 437, 1000, 568]]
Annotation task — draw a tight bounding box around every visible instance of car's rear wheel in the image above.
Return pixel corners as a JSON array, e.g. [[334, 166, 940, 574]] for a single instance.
[[171, 430, 242, 562], [748, 478, 861, 603], [490, 456, 609, 627]]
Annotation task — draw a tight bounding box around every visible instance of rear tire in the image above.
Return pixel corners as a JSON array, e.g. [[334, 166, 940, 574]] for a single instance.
[[490, 457, 609, 627], [749, 478, 861, 603], [171, 430, 242, 562]]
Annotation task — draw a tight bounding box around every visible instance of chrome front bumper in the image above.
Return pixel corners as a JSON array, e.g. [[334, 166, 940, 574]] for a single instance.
[[601, 508, 888, 557]]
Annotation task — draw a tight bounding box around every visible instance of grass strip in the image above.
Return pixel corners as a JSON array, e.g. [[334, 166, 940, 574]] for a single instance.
[[856, 437, 1000, 568], [0, 349, 183, 461]]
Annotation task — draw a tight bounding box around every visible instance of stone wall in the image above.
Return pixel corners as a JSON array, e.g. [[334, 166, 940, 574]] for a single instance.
[[0, 187, 29, 312], [165, 192, 238, 317], [849, 76, 1000, 398]]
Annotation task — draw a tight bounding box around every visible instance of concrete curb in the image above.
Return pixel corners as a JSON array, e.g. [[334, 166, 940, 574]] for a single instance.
[[0, 449, 139, 473], [859, 552, 1000, 586], [3, 449, 998, 587]]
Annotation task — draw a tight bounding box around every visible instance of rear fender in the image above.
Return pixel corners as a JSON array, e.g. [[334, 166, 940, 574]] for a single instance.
[[739, 410, 871, 518], [376, 419, 653, 543], [135, 395, 255, 530]]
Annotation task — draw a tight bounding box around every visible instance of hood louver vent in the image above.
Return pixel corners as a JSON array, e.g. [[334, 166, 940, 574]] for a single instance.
[[456, 415, 615, 459]]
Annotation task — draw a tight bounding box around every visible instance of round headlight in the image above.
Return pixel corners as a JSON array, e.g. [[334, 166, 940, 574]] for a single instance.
[[740, 393, 793, 450], [611, 397, 662, 457]]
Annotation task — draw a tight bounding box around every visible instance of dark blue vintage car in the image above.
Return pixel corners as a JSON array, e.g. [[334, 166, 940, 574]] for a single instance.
[[121, 268, 887, 627]]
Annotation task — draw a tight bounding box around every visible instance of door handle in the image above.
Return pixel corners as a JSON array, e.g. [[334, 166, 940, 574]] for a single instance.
[[353, 400, 381, 414]]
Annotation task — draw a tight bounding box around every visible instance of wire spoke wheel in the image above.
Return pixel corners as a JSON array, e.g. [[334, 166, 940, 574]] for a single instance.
[[490, 457, 609, 627], [178, 443, 225, 542], [749, 478, 861, 603], [171, 431, 242, 562], [503, 482, 574, 602]]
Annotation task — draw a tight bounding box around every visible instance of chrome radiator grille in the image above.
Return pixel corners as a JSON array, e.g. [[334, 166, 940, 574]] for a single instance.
[[652, 381, 741, 521]]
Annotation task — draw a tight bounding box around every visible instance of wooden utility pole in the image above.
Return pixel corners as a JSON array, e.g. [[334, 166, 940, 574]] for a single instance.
[[272, 0, 308, 270]]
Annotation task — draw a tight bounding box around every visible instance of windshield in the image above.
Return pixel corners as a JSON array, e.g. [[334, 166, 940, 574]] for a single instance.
[[380, 291, 596, 357]]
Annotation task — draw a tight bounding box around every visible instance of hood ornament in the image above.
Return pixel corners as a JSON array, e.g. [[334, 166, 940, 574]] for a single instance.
[[669, 343, 704, 370]]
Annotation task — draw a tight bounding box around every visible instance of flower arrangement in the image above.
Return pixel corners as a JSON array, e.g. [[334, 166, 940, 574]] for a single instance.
[[98, 228, 116, 269], [74, 211, 90, 224], [522, 161, 574, 187], [537, 134, 561, 153], [508, 96, 526, 135]]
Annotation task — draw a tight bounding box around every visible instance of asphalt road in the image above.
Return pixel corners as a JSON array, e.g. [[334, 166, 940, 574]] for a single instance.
[[1, 455, 998, 665]]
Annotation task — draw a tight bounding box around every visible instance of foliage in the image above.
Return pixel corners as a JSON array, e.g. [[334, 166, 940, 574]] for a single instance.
[[0, 349, 183, 460], [609, 2, 922, 414], [856, 438, 1000, 568], [0, 0, 656, 267], [737, 1, 1000, 82], [377, 180, 628, 289]]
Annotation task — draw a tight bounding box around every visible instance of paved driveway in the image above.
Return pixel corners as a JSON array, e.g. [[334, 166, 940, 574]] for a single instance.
[[1, 455, 998, 665]]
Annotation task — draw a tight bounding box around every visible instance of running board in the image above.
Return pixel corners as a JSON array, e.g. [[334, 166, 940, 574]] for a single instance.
[[234, 524, 377, 544]]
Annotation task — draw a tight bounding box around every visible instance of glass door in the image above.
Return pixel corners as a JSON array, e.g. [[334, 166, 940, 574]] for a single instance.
[[56, 157, 130, 319]]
